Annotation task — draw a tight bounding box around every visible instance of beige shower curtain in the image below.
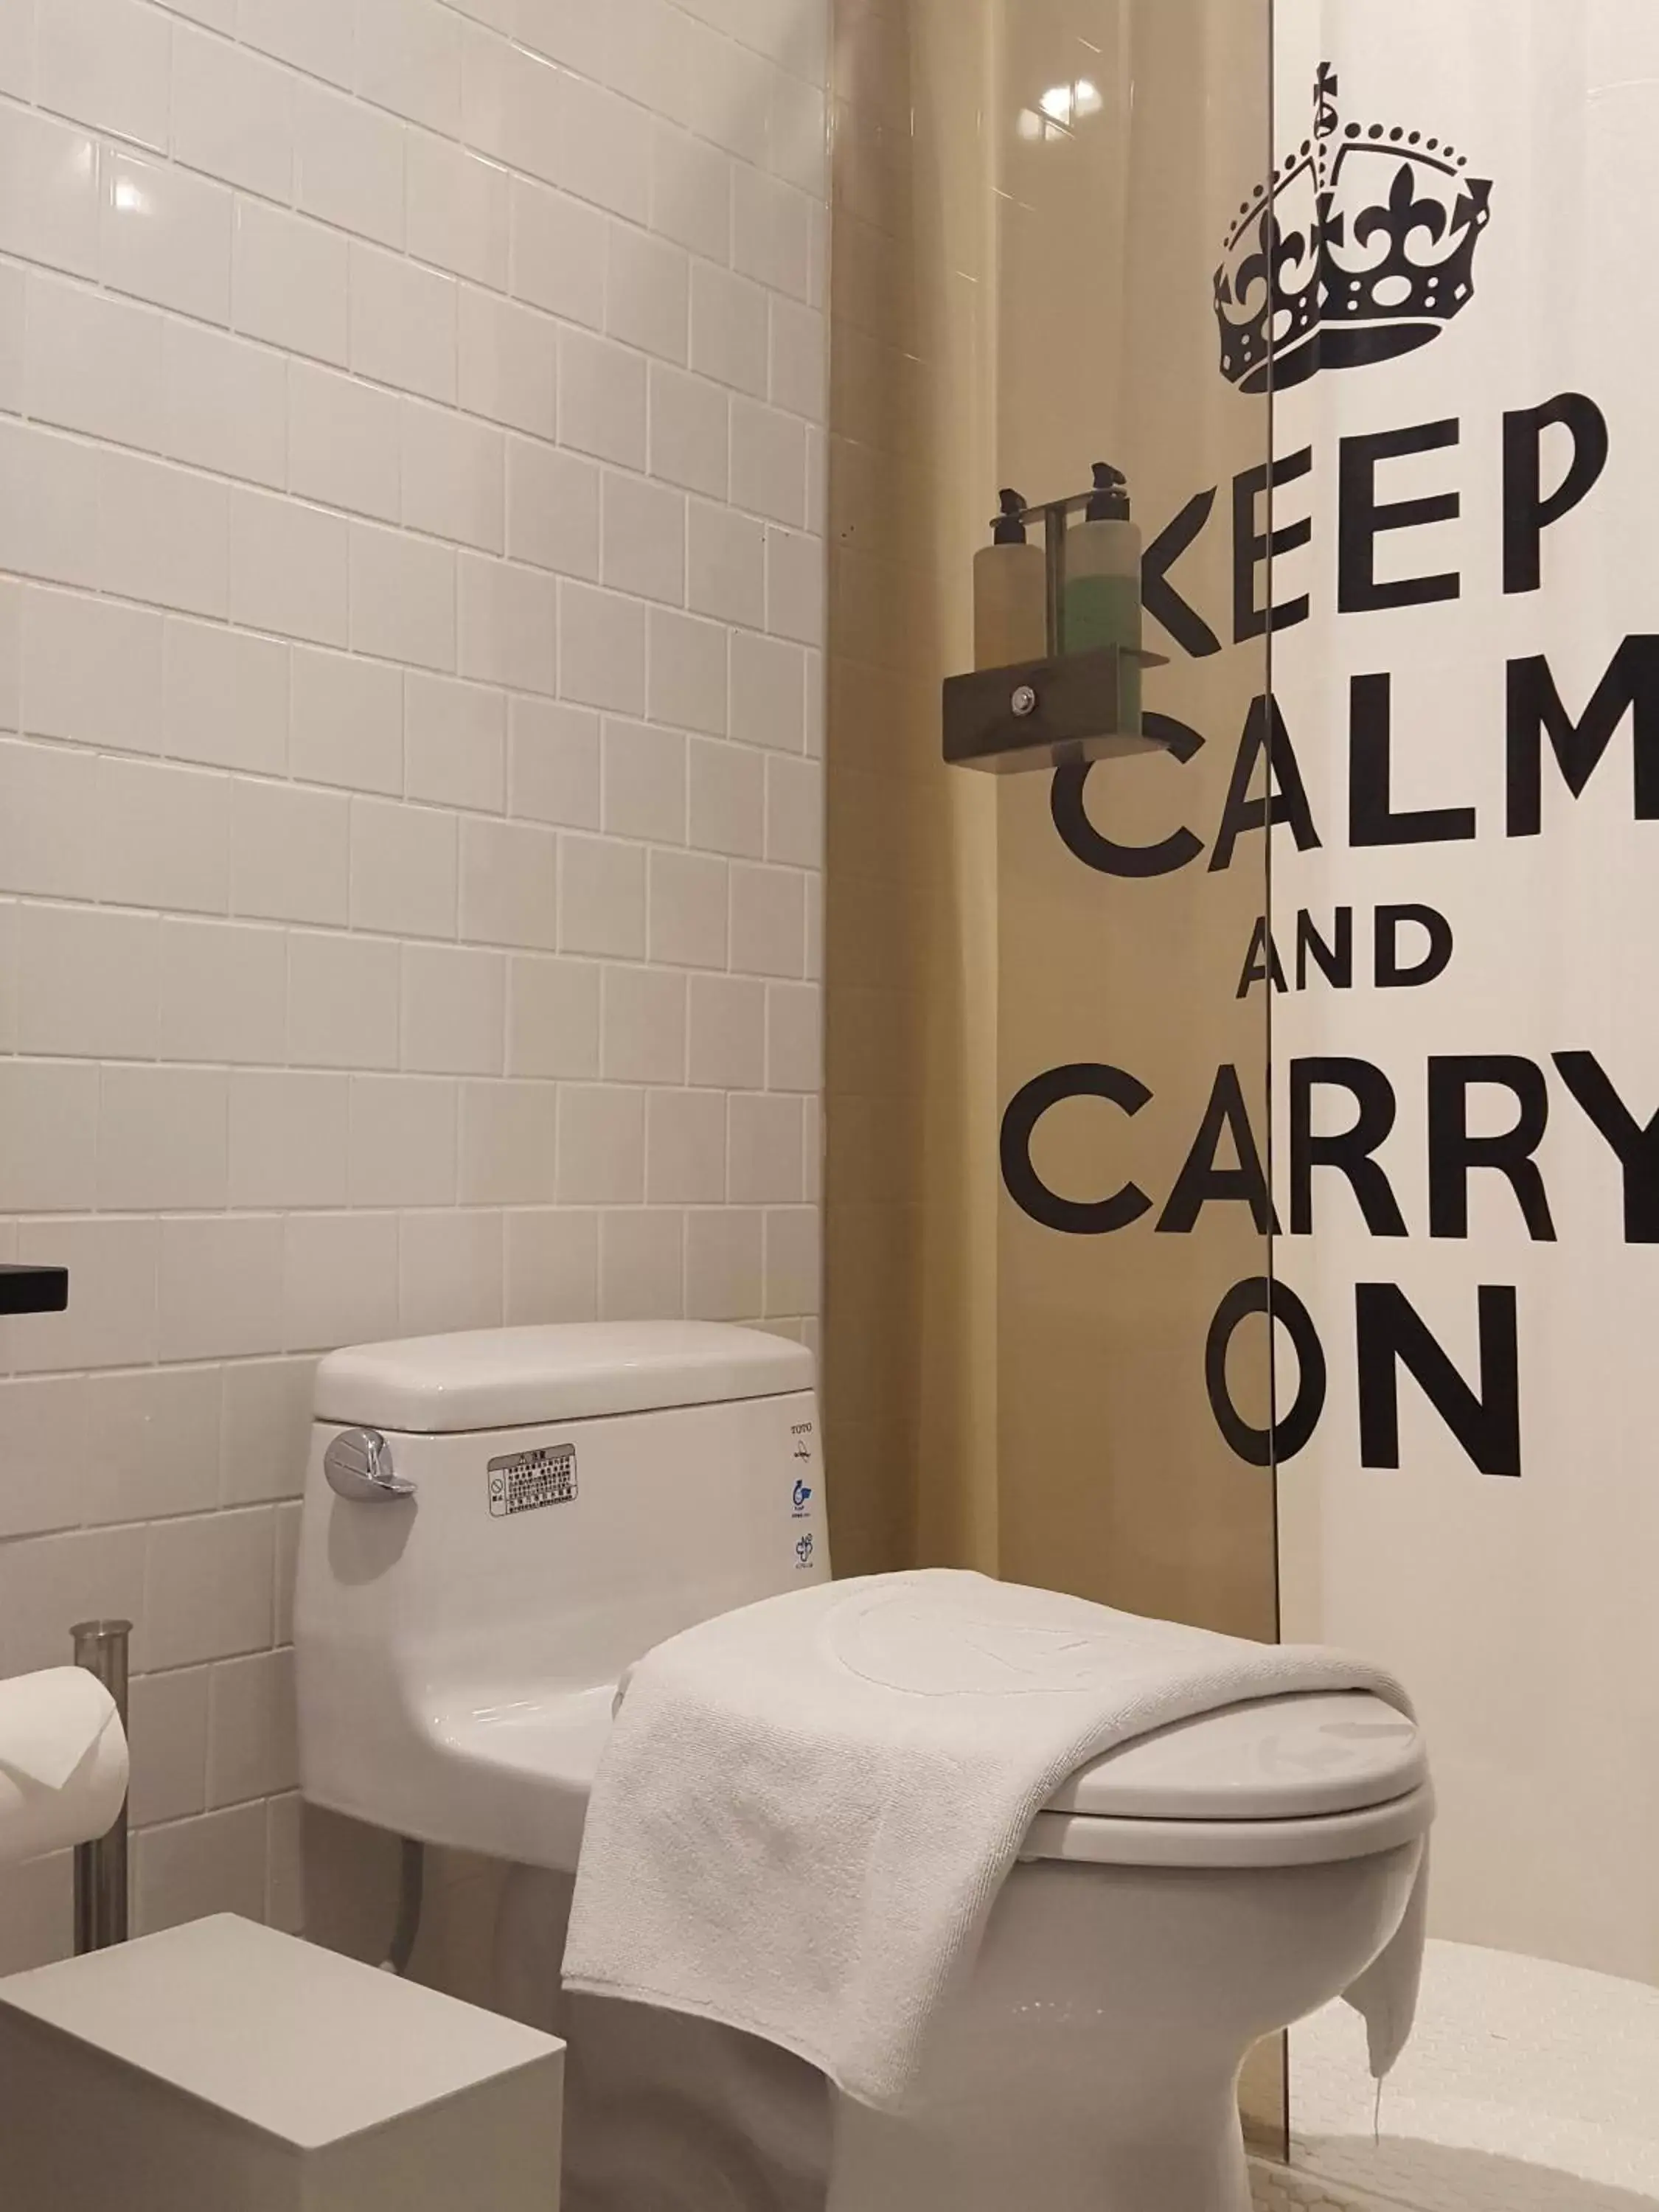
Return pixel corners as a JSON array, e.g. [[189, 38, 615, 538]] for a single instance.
[[824, 0, 1275, 1632]]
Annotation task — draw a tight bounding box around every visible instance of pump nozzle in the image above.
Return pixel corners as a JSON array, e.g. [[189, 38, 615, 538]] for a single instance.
[[992, 488, 1029, 545], [1087, 462, 1130, 521]]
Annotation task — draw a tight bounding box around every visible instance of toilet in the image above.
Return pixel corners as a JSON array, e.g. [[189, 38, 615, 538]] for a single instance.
[[294, 1321, 1432, 2212]]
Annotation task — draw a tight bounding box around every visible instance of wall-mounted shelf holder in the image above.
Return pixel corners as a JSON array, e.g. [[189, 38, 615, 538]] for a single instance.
[[0, 1265, 69, 1315], [943, 486, 1169, 775], [943, 643, 1169, 774]]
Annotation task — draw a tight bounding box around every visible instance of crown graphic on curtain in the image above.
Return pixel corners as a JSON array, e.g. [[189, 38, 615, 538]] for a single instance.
[[1214, 63, 1495, 394]]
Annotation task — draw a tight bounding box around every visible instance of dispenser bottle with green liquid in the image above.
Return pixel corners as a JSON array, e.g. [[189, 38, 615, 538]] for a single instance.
[[1062, 462, 1143, 733]]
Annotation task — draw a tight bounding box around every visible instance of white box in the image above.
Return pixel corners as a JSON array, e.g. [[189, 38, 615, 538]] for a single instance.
[[0, 1914, 563, 2211]]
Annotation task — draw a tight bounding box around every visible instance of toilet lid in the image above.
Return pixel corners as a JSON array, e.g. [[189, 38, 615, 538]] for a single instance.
[[1045, 1691, 1425, 1823]]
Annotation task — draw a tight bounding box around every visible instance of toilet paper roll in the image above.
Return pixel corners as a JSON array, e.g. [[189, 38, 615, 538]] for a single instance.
[[0, 1669, 129, 1871]]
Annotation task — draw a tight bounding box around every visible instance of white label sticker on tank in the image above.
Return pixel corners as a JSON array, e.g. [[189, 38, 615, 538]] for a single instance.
[[487, 1443, 577, 1517]]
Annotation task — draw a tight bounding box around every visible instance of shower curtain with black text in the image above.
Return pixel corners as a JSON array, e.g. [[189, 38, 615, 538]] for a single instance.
[[1263, 0, 1659, 1983]]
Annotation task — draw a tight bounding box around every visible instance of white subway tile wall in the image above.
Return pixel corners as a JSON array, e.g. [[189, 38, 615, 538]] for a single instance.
[[0, 0, 827, 1964]]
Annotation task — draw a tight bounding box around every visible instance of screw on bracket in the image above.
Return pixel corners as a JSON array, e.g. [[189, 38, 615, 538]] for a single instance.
[[1010, 684, 1038, 718]]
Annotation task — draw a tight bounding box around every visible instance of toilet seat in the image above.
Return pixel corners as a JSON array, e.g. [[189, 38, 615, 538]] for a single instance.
[[423, 1683, 1427, 1879], [1022, 1691, 1431, 1871], [1022, 1781, 1433, 1869]]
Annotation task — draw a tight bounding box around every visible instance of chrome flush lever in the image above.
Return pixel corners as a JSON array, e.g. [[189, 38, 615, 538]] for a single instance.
[[324, 1427, 416, 1503]]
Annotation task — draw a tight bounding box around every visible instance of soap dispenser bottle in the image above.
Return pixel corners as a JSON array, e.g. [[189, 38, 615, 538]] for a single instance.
[[1062, 462, 1143, 731], [973, 489, 1047, 671]]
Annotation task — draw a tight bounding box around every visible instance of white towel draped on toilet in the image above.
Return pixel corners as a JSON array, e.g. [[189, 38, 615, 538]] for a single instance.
[[562, 1570, 1427, 2113]]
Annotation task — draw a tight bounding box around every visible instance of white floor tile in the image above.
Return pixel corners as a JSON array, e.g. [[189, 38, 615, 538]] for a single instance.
[[1267, 1938, 1659, 2212]]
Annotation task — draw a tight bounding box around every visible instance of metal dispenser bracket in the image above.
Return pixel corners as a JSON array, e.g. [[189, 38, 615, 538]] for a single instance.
[[943, 488, 1169, 774]]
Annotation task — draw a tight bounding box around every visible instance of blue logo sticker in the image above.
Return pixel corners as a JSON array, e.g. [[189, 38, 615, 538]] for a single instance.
[[792, 1479, 813, 1515]]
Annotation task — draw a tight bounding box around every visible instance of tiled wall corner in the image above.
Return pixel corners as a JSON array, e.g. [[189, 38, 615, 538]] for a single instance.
[[0, 0, 829, 1966]]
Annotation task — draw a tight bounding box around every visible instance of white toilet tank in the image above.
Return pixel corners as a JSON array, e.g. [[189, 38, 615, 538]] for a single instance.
[[293, 1323, 828, 1868]]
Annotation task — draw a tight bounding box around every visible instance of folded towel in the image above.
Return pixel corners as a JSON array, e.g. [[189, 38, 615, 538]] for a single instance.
[[563, 1569, 1428, 2113]]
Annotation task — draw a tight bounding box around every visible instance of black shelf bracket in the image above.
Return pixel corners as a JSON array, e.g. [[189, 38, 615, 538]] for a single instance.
[[942, 644, 1170, 774], [0, 1265, 70, 1316]]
